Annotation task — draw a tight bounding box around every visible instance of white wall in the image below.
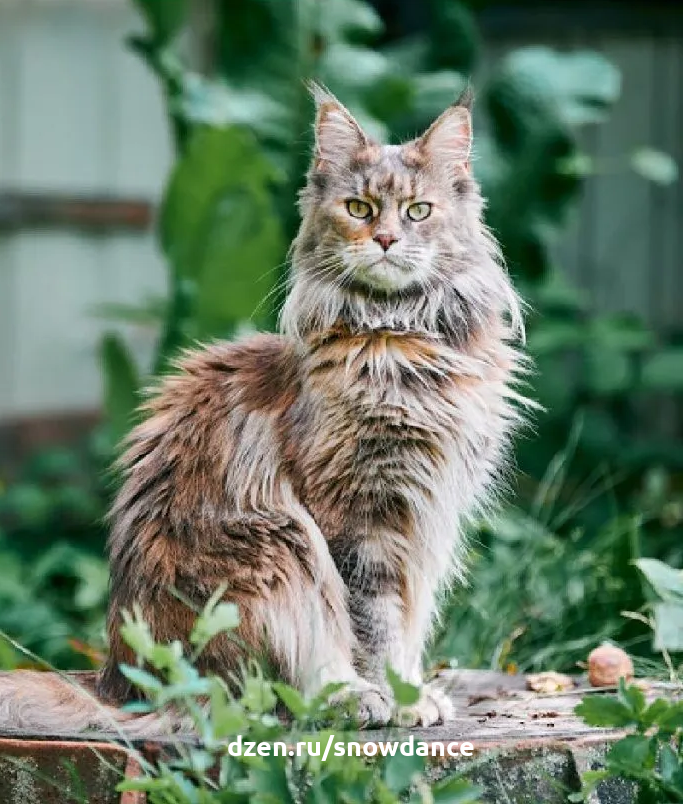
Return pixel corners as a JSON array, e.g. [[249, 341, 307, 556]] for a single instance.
[[0, 0, 171, 418]]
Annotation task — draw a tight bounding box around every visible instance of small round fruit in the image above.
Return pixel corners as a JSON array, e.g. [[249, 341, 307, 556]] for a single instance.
[[588, 644, 634, 687]]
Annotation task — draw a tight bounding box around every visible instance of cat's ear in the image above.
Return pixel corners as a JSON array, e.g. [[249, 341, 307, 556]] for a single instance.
[[308, 82, 368, 171], [417, 89, 473, 169]]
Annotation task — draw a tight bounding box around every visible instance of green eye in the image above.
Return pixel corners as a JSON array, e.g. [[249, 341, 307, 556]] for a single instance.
[[346, 199, 372, 219], [407, 202, 432, 221]]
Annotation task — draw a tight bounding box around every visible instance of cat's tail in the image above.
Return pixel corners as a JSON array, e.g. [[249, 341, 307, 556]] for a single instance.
[[0, 670, 177, 738]]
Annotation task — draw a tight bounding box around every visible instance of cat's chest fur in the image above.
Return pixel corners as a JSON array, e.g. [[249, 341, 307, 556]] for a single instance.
[[289, 328, 506, 548]]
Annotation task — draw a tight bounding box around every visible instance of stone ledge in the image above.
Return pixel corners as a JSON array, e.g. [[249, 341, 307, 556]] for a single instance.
[[0, 669, 675, 803]]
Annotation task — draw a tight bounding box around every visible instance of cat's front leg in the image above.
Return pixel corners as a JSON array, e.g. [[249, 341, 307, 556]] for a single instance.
[[333, 538, 452, 727], [397, 568, 455, 727], [349, 580, 453, 727]]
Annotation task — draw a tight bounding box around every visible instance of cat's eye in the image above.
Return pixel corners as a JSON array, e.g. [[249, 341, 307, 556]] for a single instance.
[[406, 202, 432, 221], [346, 199, 372, 219]]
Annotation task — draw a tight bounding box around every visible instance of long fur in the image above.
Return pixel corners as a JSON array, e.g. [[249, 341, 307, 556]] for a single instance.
[[0, 86, 532, 733]]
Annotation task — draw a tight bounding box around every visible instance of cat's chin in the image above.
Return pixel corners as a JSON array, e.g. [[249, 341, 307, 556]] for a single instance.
[[351, 261, 420, 295]]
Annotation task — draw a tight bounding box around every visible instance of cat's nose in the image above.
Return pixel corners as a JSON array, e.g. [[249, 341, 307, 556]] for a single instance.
[[374, 233, 398, 252]]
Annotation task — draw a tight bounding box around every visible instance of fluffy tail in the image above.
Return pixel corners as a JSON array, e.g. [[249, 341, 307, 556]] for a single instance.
[[0, 670, 175, 738]]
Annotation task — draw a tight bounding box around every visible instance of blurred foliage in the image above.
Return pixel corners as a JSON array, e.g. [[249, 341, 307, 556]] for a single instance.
[[0, 443, 110, 668], [434, 464, 683, 674], [0, 0, 681, 678]]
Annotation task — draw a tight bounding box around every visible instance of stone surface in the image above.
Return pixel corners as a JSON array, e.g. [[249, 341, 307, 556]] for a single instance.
[[0, 669, 677, 803]]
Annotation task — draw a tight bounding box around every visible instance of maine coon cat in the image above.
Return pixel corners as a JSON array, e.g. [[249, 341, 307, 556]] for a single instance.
[[0, 85, 528, 733]]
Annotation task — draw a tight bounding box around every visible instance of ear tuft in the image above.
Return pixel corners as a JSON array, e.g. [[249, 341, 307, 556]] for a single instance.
[[456, 84, 474, 111], [307, 81, 368, 172], [306, 80, 337, 111]]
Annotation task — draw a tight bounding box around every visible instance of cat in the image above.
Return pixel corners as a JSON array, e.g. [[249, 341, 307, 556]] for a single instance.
[[0, 85, 529, 734]]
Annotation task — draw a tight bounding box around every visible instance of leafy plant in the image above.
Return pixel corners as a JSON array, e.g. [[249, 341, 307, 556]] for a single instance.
[[635, 558, 683, 656], [0, 538, 108, 670], [115, 598, 482, 804], [0, 443, 111, 669], [574, 678, 683, 803]]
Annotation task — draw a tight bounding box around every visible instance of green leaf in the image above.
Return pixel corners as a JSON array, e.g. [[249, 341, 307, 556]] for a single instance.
[[160, 125, 284, 333], [634, 558, 683, 603], [325, 0, 384, 42], [532, 271, 589, 313], [161, 126, 274, 274], [132, 0, 187, 45], [319, 43, 390, 94], [527, 321, 587, 354], [606, 734, 656, 772], [575, 696, 636, 727], [273, 682, 309, 719], [641, 348, 683, 392], [641, 698, 670, 728], [180, 77, 289, 143], [653, 602, 683, 652], [406, 71, 469, 132], [312, 682, 347, 705], [119, 610, 157, 659], [660, 744, 680, 782], [121, 700, 155, 714], [157, 678, 213, 706], [210, 681, 247, 737], [631, 148, 678, 185], [431, 776, 483, 804], [584, 348, 632, 396], [241, 675, 277, 715], [655, 702, 683, 734], [617, 679, 645, 717], [386, 666, 420, 706], [249, 764, 295, 803], [577, 770, 610, 797], [383, 753, 425, 794], [119, 664, 163, 694], [193, 186, 284, 335], [486, 47, 621, 133], [73, 555, 110, 610], [191, 602, 240, 650], [589, 314, 655, 351], [100, 333, 140, 446]]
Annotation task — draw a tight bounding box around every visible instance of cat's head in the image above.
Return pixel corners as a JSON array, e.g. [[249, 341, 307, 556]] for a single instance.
[[283, 84, 522, 341]]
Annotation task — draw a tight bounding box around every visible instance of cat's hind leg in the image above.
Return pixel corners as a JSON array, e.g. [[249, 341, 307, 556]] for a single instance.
[[102, 497, 392, 725]]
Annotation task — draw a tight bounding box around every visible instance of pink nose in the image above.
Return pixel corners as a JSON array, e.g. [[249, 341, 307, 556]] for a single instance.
[[374, 233, 398, 252]]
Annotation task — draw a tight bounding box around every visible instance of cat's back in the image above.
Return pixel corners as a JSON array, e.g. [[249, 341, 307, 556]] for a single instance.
[[150, 332, 301, 420], [123, 333, 299, 456]]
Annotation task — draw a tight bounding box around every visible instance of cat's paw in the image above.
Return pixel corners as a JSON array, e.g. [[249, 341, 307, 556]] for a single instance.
[[395, 685, 454, 728], [331, 682, 393, 728], [356, 687, 394, 727]]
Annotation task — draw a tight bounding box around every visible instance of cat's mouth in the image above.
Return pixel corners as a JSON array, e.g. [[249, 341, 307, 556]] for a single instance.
[[352, 257, 418, 293]]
